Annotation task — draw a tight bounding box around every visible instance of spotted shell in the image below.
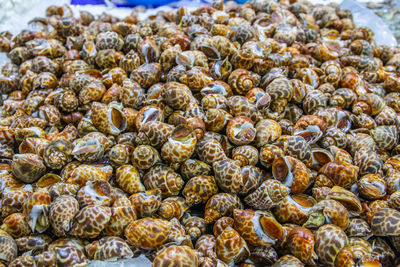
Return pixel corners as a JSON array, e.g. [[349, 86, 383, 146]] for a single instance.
[[273, 194, 316, 225], [216, 227, 250, 264], [195, 235, 217, 259], [1, 213, 32, 238], [49, 195, 79, 237], [204, 193, 243, 224], [66, 164, 108, 187], [115, 164, 144, 194], [104, 197, 137, 236], [70, 205, 111, 238], [131, 145, 161, 170], [346, 218, 371, 238], [233, 209, 283, 247], [85, 236, 133, 261], [11, 153, 46, 183], [287, 227, 318, 265], [183, 175, 218, 206], [196, 138, 227, 165], [371, 208, 400, 236], [153, 245, 198, 267], [129, 189, 162, 218], [91, 101, 127, 135], [272, 156, 310, 194], [254, 119, 282, 147], [317, 161, 359, 189], [0, 229, 17, 264], [23, 189, 51, 233], [136, 121, 175, 148], [124, 218, 171, 249], [1, 184, 33, 217], [244, 179, 289, 210], [15, 234, 52, 256], [180, 159, 212, 181], [213, 159, 243, 194], [143, 165, 184, 197], [35, 245, 88, 267], [161, 124, 197, 164], [76, 180, 113, 207], [315, 224, 348, 266], [304, 199, 350, 230], [226, 116, 256, 146]]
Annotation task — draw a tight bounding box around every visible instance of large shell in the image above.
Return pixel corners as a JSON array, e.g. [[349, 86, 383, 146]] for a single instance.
[[204, 193, 243, 224], [142, 165, 184, 197], [153, 245, 198, 267], [244, 179, 289, 210], [315, 224, 348, 266], [115, 164, 144, 194], [215, 227, 250, 264], [85, 236, 133, 261], [287, 227, 318, 266], [183, 175, 218, 206], [91, 101, 127, 135], [11, 153, 46, 183], [0, 230, 18, 264]]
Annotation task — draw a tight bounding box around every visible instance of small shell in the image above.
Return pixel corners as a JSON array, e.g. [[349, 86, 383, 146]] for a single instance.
[[79, 80, 106, 105], [273, 255, 304, 267], [23, 189, 51, 233], [346, 218, 371, 238], [204, 193, 243, 224], [120, 79, 145, 110], [213, 217, 234, 237], [35, 245, 88, 267], [158, 196, 189, 220], [272, 156, 310, 194], [180, 159, 212, 181], [153, 245, 198, 267], [0, 230, 18, 264], [142, 165, 184, 197], [315, 224, 348, 266], [130, 63, 162, 88], [232, 145, 258, 167], [9, 256, 36, 267], [136, 121, 175, 148], [273, 194, 316, 225], [131, 145, 161, 170], [244, 179, 289, 210], [124, 218, 171, 249], [179, 67, 214, 91], [213, 159, 242, 194], [43, 139, 73, 170], [358, 174, 386, 200], [287, 227, 318, 265], [115, 164, 145, 194], [85, 237, 133, 261], [303, 199, 350, 230], [195, 235, 217, 259], [72, 132, 111, 163], [317, 161, 359, 189], [228, 69, 256, 95], [104, 198, 137, 236], [216, 227, 250, 264], [91, 101, 127, 135], [196, 138, 227, 165], [11, 153, 46, 183], [226, 116, 256, 145], [161, 125, 197, 164], [182, 215, 207, 240], [1, 213, 32, 238], [76, 180, 113, 207], [129, 189, 162, 218], [183, 175, 218, 206], [370, 125, 398, 150], [254, 119, 282, 147], [233, 209, 284, 246], [49, 195, 79, 237], [66, 164, 108, 187], [70, 205, 111, 238], [109, 143, 132, 166]]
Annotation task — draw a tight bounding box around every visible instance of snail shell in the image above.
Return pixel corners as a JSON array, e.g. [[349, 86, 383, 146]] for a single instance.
[[272, 156, 310, 194], [215, 227, 250, 264], [85, 236, 133, 261], [287, 227, 318, 266], [76, 180, 113, 207], [129, 189, 162, 218], [115, 164, 145, 194], [153, 245, 198, 267], [70, 205, 111, 239], [254, 119, 282, 147], [196, 138, 227, 165], [158, 196, 189, 220], [91, 101, 127, 135], [23, 189, 51, 233], [0, 230, 18, 264], [49, 195, 79, 237], [204, 193, 243, 224], [1, 213, 32, 238], [161, 124, 197, 164], [213, 159, 243, 194], [136, 121, 174, 148], [124, 218, 171, 249], [11, 153, 46, 183], [183, 175, 218, 206], [143, 165, 184, 197], [244, 179, 289, 210], [233, 209, 284, 246], [315, 224, 348, 266], [131, 145, 161, 170], [66, 164, 108, 187], [43, 139, 73, 170]]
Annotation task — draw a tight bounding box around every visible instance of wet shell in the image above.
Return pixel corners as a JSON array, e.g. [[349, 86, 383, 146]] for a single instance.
[[287, 227, 318, 265], [158, 196, 189, 220], [180, 159, 212, 181], [196, 138, 227, 165], [131, 145, 161, 170], [213, 159, 243, 194], [130, 189, 162, 218], [104, 198, 137, 236], [85, 236, 133, 261], [244, 179, 290, 210], [49, 195, 79, 237], [142, 165, 184, 197], [233, 209, 284, 246], [70, 205, 111, 238], [0, 230, 18, 264], [204, 193, 243, 224], [317, 161, 358, 189], [315, 224, 348, 266], [215, 227, 250, 264], [115, 164, 145, 194], [124, 218, 171, 249], [91, 101, 127, 135], [66, 164, 108, 187], [1, 213, 32, 238], [303, 199, 350, 230], [273, 194, 316, 225], [232, 145, 258, 166], [272, 156, 310, 194], [76, 180, 113, 207], [371, 208, 400, 236], [183, 175, 218, 206], [226, 116, 256, 145], [23, 190, 51, 233], [11, 153, 46, 183], [254, 119, 282, 147], [153, 245, 198, 267], [35, 245, 88, 267], [43, 139, 73, 170], [161, 125, 197, 164]]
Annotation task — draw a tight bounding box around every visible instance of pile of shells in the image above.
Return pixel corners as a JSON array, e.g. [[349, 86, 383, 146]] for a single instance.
[[1, 0, 400, 266]]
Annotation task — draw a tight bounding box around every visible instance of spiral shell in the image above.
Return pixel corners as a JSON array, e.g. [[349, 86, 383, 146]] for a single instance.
[[143, 165, 184, 197], [254, 119, 282, 147], [244, 179, 289, 210], [204, 193, 243, 224], [153, 245, 198, 267], [129, 189, 162, 218], [91, 101, 127, 135], [303, 199, 350, 230], [183, 175, 218, 206], [315, 224, 348, 266], [76, 180, 113, 207], [11, 153, 46, 183], [161, 124, 197, 164], [1, 213, 32, 238], [124, 218, 171, 249], [136, 121, 174, 148], [216, 227, 250, 264], [213, 159, 243, 194], [66, 164, 108, 187], [49, 195, 79, 237], [272, 156, 310, 194], [0, 230, 18, 264], [115, 164, 144, 194], [70, 205, 111, 238], [23, 189, 51, 233], [86, 236, 133, 261]]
